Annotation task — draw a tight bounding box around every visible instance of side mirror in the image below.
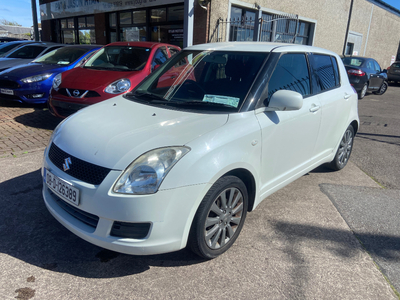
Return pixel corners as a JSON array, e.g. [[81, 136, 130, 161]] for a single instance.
[[265, 90, 303, 111]]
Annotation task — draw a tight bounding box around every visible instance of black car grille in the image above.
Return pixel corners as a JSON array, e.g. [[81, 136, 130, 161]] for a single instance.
[[53, 193, 99, 229], [48, 142, 112, 185], [51, 100, 88, 117], [111, 222, 151, 239], [0, 79, 19, 89], [59, 88, 100, 98]]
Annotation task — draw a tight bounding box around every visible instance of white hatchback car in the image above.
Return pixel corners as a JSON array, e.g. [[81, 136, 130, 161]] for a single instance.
[[42, 42, 359, 259]]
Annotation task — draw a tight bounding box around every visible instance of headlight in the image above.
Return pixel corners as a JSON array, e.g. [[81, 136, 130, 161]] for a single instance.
[[113, 147, 190, 195], [105, 78, 131, 94], [21, 73, 52, 83], [53, 73, 62, 89]]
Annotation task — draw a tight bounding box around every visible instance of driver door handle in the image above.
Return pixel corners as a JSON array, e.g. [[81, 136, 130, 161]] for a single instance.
[[309, 105, 320, 112], [344, 93, 351, 99]]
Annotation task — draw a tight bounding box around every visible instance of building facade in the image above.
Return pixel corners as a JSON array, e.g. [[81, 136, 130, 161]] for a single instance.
[[39, 0, 400, 68]]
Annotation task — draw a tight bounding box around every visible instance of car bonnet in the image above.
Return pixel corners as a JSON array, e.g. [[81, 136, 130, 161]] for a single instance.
[[52, 96, 229, 170], [60, 67, 142, 90]]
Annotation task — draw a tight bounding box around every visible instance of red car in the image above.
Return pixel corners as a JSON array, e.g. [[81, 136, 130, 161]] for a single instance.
[[49, 41, 180, 118]]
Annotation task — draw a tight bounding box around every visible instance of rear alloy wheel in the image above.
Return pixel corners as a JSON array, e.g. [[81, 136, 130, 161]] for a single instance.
[[374, 81, 388, 95], [358, 83, 367, 99], [188, 176, 248, 259], [329, 125, 355, 171]]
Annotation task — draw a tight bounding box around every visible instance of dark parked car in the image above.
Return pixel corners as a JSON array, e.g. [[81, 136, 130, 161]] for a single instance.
[[341, 56, 388, 99], [0, 41, 38, 57], [387, 61, 400, 83], [0, 42, 64, 72]]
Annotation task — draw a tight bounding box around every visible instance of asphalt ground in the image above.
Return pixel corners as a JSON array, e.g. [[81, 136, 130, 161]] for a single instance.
[[0, 152, 396, 299]]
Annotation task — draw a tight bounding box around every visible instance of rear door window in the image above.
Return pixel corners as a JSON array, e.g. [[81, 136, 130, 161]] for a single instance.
[[310, 54, 339, 93], [8, 45, 46, 59]]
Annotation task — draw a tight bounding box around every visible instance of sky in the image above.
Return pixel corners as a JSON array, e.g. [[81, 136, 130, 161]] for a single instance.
[[1, 0, 400, 28]]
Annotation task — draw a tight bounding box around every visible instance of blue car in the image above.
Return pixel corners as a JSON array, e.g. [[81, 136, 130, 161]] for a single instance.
[[0, 45, 100, 104]]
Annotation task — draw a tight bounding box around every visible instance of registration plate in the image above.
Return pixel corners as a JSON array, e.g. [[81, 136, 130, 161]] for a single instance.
[[0, 88, 13, 95], [45, 169, 80, 206], [395, 70, 400, 73]]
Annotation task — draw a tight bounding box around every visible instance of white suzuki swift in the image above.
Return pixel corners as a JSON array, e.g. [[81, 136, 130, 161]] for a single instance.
[[42, 42, 359, 259]]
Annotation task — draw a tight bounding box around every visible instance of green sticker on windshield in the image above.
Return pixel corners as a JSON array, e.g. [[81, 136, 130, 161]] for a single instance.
[[203, 94, 240, 108]]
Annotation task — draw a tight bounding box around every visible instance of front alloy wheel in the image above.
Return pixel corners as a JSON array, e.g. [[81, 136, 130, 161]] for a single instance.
[[374, 81, 388, 95], [329, 125, 355, 171], [188, 176, 248, 259]]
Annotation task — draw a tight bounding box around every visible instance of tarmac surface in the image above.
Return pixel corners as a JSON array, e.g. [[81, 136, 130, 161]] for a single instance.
[[0, 88, 399, 299], [0, 152, 397, 299]]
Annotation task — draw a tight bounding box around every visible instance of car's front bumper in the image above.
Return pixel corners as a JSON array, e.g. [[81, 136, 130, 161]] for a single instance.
[[42, 147, 210, 255], [0, 83, 50, 104]]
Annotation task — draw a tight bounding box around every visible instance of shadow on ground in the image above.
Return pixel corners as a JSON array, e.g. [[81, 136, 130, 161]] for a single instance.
[[1, 167, 399, 281], [0, 169, 206, 279], [1, 99, 61, 130]]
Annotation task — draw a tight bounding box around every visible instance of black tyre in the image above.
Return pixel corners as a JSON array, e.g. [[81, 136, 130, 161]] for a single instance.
[[373, 81, 388, 95], [328, 125, 355, 171], [188, 176, 248, 259], [358, 83, 367, 99]]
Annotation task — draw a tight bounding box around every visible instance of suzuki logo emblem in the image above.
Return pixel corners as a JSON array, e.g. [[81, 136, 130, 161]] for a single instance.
[[63, 157, 72, 171], [73, 90, 80, 97]]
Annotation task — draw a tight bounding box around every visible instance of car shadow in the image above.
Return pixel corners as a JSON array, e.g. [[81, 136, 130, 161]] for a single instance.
[[1, 99, 61, 130], [0, 169, 206, 279]]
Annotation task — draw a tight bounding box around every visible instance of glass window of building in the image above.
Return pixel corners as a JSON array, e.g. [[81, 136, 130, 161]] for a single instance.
[[58, 16, 96, 44], [106, 4, 184, 47]]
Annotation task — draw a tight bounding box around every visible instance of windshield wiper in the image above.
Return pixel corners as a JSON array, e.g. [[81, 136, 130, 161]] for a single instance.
[[128, 92, 167, 102]]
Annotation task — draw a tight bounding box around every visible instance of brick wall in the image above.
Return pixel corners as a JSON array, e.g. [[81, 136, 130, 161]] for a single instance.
[[193, 2, 210, 45]]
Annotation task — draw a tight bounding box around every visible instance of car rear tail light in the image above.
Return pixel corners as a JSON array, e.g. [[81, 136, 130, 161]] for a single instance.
[[387, 66, 391, 70], [347, 69, 365, 76]]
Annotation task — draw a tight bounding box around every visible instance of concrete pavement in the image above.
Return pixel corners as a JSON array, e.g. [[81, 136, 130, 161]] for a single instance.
[[0, 151, 397, 299]]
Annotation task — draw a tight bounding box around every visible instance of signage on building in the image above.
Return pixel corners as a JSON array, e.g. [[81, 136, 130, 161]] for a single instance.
[[40, 0, 182, 20], [391, 55, 396, 65]]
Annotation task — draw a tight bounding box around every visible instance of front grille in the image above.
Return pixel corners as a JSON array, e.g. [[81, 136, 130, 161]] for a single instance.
[[48, 142, 112, 185], [85, 91, 101, 97], [111, 222, 151, 239], [53, 193, 99, 229], [51, 100, 88, 117], [0, 79, 19, 89], [58, 88, 100, 98]]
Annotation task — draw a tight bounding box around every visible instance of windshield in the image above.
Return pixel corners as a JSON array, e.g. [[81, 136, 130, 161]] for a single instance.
[[341, 57, 365, 67], [84, 46, 151, 71], [127, 50, 267, 112], [34, 47, 88, 65]]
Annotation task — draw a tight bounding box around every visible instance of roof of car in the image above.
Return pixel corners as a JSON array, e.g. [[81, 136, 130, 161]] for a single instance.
[[187, 42, 338, 56], [62, 44, 102, 50], [104, 41, 179, 49]]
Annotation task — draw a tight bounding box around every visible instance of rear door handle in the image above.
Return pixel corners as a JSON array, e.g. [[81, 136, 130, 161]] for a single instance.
[[309, 105, 320, 112], [344, 93, 351, 99]]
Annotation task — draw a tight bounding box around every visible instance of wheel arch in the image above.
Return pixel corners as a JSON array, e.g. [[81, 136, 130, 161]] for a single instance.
[[350, 119, 359, 134], [223, 168, 257, 212]]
